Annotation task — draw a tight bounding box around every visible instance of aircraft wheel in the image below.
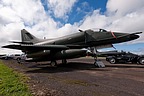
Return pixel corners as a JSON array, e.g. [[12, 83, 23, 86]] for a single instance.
[[62, 59, 67, 64], [50, 61, 57, 67], [109, 58, 116, 64], [17, 58, 21, 64], [139, 58, 144, 65]]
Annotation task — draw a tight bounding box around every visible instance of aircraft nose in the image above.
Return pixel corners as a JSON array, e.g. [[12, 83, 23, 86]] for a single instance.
[[129, 34, 139, 40]]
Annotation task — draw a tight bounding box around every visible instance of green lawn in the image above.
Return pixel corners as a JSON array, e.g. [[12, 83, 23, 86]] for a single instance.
[[0, 61, 32, 96]]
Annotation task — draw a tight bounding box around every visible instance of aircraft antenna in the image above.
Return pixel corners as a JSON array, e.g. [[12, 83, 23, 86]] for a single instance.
[[79, 29, 83, 32]]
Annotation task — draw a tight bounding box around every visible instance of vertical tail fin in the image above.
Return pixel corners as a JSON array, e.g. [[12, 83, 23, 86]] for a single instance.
[[21, 29, 40, 44]]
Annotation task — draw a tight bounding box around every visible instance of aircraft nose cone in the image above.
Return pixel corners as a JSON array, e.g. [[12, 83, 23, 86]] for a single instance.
[[130, 34, 139, 40]]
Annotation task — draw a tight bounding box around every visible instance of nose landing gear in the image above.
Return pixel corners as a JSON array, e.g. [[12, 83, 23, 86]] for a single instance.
[[89, 47, 105, 68]]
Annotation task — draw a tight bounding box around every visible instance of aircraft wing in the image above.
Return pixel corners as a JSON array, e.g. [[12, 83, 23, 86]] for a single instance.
[[2, 44, 69, 50]]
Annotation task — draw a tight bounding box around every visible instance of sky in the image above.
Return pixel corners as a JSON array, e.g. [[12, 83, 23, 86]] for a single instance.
[[0, 0, 144, 54]]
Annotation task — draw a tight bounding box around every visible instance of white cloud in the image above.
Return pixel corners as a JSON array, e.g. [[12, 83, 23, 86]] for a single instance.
[[0, 0, 144, 54], [79, 10, 108, 30], [107, 0, 144, 17], [0, 0, 59, 33], [79, 0, 144, 43], [57, 23, 78, 37], [135, 48, 144, 55], [47, 0, 77, 19], [0, 0, 58, 54], [0, 0, 78, 54]]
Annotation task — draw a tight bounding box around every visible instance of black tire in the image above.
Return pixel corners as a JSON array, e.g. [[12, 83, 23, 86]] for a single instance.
[[50, 61, 57, 67], [109, 58, 116, 64], [17, 58, 21, 61], [139, 58, 144, 65]]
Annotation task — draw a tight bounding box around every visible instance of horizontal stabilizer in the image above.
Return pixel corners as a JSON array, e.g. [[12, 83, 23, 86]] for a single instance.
[[2, 44, 22, 50], [9, 41, 33, 44]]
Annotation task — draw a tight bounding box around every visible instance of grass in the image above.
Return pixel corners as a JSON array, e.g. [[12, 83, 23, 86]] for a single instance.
[[0, 61, 32, 96]]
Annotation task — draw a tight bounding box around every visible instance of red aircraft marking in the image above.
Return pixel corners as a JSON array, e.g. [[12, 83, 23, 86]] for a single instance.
[[111, 31, 117, 39]]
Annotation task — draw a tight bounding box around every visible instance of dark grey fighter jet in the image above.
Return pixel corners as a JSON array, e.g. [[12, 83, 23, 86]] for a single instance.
[[2, 29, 142, 66]]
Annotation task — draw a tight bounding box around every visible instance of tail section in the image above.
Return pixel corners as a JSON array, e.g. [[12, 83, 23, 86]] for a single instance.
[[21, 29, 40, 44]]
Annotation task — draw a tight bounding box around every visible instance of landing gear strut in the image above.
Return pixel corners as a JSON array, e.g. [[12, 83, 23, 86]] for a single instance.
[[93, 54, 99, 67], [93, 55, 105, 68], [62, 59, 67, 64], [90, 47, 105, 68]]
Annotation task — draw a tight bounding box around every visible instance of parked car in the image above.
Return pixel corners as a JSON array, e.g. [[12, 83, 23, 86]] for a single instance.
[[12, 54, 21, 60], [106, 52, 144, 64], [12, 54, 26, 60], [0, 54, 13, 60]]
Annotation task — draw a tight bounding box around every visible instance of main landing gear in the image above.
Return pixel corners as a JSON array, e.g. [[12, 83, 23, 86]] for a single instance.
[[50, 60, 57, 67], [62, 59, 67, 64], [50, 59, 67, 67]]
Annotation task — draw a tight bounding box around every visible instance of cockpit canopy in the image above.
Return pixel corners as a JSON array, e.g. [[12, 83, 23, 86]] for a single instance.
[[79, 28, 109, 33], [87, 28, 109, 32], [99, 29, 107, 32]]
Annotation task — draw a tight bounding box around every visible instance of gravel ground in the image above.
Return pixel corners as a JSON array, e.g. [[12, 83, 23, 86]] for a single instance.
[[2, 57, 144, 96]]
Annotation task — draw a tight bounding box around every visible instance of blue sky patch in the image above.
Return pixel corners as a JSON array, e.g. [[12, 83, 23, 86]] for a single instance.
[[41, 0, 108, 25]]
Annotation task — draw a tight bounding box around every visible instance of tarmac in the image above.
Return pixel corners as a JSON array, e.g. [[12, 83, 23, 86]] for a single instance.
[[2, 57, 144, 96]]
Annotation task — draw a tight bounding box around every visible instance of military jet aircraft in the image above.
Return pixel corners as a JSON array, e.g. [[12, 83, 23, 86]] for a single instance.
[[2, 29, 142, 66]]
